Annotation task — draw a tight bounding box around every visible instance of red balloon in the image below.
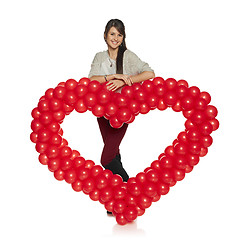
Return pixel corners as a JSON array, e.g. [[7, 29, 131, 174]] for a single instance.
[[105, 102, 118, 117], [117, 107, 132, 122], [78, 77, 90, 86], [209, 119, 219, 131], [52, 110, 65, 122], [116, 214, 128, 225], [181, 96, 194, 110], [53, 86, 66, 99], [88, 80, 101, 93], [109, 116, 123, 128], [75, 99, 87, 113], [37, 129, 52, 142], [164, 78, 177, 90], [114, 185, 127, 200], [90, 165, 103, 177], [128, 182, 142, 196], [92, 104, 105, 117], [65, 79, 77, 90], [48, 158, 61, 172], [110, 174, 123, 187], [194, 98, 207, 110], [62, 103, 74, 114], [172, 168, 185, 181], [200, 135, 213, 148], [84, 93, 97, 108], [77, 167, 90, 181], [159, 169, 174, 184], [45, 88, 54, 99], [31, 107, 41, 119], [199, 121, 213, 135], [153, 77, 164, 85], [39, 112, 53, 125], [187, 154, 200, 166], [114, 199, 127, 214], [49, 98, 63, 112], [172, 100, 182, 112], [188, 142, 201, 155], [137, 195, 152, 209], [64, 91, 78, 105], [97, 90, 111, 105], [123, 206, 138, 222], [104, 199, 115, 212], [187, 128, 201, 142], [142, 79, 154, 93], [38, 153, 49, 165], [190, 110, 206, 125], [136, 172, 147, 185], [114, 93, 129, 107], [188, 86, 200, 98], [72, 180, 83, 192], [154, 84, 166, 97], [173, 142, 188, 155], [163, 91, 177, 106], [73, 156, 85, 168], [49, 133, 62, 146], [54, 169, 65, 181], [174, 155, 187, 169], [128, 100, 140, 115], [157, 99, 168, 110], [146, 94, 158, 109], [156, 181, 170, 195], [38, 99, 50, 112], [143, 181, 157, 198], [175, 85, 188, 98], [205, 105, 218, 119], [146, 169, 159, 183], [139, 103, 150, 114], [100, 187, 113, 203], [134, 89, 147, 103], [89, 189, 100, 201], [177, 79, 189, 87], [200, 91, 211, 104], [75, 84, 88, 98], [121, 85, 134, 98], [47, 122, 60, 133], [82, 177, 95, 194], [95, 174, 108, 189], [35, 142, 48, 154]]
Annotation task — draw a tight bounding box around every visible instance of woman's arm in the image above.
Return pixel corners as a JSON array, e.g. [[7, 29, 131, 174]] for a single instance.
[[130, 71, 155, 84], [89, 74, 115, 83]]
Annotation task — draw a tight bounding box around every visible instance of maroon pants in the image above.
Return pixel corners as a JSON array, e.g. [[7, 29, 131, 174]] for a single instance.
[[97, 117, 128, 166]]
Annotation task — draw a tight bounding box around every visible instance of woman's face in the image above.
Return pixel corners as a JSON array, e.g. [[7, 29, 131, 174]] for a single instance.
[[105, 26, 124, 50]]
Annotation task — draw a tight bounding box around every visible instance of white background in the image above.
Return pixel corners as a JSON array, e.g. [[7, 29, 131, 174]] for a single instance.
[[1, 0, 239, 239]]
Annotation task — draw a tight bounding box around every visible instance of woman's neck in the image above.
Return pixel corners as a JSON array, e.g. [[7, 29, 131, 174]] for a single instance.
[[107, 47, 118, 60]]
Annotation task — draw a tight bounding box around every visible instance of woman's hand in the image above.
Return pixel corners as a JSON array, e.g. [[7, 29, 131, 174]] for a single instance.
[[113, 74, 132, 86], [106, 80, 125, 91]]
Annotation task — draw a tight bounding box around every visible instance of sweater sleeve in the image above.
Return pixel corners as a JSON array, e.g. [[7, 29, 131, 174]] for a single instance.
[[126, 50, 154, 74], [88, 52, 101, 78]]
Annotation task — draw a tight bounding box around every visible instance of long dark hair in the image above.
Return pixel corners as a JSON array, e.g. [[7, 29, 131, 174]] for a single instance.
[[104, 19, 127, 74]]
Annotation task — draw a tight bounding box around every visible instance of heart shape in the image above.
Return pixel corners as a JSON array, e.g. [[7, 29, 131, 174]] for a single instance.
[[30, 77, 219, 225]]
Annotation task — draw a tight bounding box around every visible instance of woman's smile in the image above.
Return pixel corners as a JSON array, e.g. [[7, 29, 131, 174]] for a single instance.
[[105, 26, 123, 50]]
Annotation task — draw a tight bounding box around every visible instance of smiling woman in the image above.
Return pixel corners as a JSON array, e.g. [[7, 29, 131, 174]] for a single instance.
[[88, 19, 155, 207]]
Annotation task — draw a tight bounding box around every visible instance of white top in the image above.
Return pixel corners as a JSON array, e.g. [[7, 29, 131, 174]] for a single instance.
[[88, 49, 154, 92]]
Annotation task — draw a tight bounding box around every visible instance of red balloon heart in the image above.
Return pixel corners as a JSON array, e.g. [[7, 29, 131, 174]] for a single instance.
[[30, 77, 219, 225]]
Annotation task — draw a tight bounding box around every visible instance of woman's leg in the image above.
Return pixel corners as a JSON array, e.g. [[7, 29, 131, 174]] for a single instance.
[[97, 117, 128, 166], [97, 117, 129, 181]]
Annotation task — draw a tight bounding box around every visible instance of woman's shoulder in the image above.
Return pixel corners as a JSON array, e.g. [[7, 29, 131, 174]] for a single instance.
[[124, 49, 141, 60], [93, 50, 108, 61]]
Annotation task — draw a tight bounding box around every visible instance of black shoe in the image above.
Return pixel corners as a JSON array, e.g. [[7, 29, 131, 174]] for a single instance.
[[104, 155, 129, 182], [115, 153, 122, 166], [107, 211, 113, 215]]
